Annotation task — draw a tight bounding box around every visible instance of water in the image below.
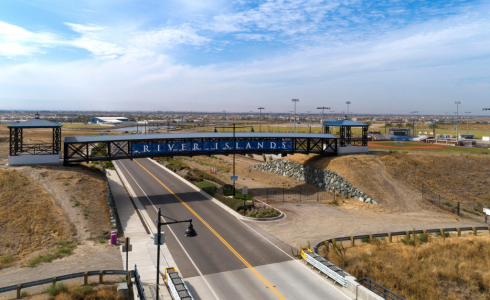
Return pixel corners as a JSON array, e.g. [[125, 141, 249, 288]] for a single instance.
[[110, 126, 169, 132]]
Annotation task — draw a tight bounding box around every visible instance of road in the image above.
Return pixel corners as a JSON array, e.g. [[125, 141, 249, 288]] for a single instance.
[[116, 158, 350, 300]]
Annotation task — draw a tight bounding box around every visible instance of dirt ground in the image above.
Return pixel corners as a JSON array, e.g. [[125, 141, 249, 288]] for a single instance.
[[0, 163, 122, 286], [177, 153, 482, 248]]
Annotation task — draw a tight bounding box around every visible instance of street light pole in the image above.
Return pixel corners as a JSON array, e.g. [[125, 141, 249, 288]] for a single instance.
[[465, 112, 471, 134], [455, 101, 461, 142], [258, 107, 264, 132], [317, 107, 330, 134], [292, 99, 299, 133], [155, 208, 196, 300]]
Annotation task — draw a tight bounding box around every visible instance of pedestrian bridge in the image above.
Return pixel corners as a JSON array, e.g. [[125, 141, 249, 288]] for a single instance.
[[63, 132, 338, 165]]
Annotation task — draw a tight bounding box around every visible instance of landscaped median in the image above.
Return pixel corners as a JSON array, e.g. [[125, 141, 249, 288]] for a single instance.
[[154, 157, 282, 220]]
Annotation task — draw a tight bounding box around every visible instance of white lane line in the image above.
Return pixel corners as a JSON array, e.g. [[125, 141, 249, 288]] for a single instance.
[[238, 219, 352, 300], [119, 160, 221, 300]]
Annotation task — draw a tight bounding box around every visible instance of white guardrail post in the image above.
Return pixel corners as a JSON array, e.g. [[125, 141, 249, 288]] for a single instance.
[[165, 268, 194, 300], [301, 248, 349, 287]]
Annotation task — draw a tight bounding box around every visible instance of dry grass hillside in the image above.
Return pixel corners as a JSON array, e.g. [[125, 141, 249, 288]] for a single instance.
[[326, 234, 490, 300], [0, 164, 114, 270], [0, 169, 73, 263], [21, 164, 114, 242], [286, 152, 490, 210], [379, 152, 490, 206]]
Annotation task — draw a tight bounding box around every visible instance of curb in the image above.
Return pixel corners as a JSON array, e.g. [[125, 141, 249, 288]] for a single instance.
[[146, 158, 286, 222]]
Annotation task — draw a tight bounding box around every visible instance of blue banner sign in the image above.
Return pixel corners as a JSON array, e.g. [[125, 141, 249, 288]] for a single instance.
[[132, 140, 293, 155]]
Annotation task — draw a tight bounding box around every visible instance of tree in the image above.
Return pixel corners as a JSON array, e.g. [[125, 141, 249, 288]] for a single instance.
[[384, 122, 393, 134], [429, 123, 439, 138], [395, 123, 404, 128]]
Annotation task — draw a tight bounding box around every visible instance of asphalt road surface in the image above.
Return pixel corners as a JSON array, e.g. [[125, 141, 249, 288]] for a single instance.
[[116, 158, 350, 300]]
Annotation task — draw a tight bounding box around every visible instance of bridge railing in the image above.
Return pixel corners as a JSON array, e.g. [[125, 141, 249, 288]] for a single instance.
[[165, 267, 193, 300]]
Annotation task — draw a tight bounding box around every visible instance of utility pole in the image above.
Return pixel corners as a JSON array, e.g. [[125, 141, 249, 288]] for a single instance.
[[317, 106, 330, 134], [258, 107, 264, 132], [292, 99, 299, 133], [465, 112, 471, 134], [410, 111, 419, 136], [455, 101, 461, 142]]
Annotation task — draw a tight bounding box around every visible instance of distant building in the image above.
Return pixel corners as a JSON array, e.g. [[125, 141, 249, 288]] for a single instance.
[[88, 117, 129, 125], [388, 128, 411, 136]]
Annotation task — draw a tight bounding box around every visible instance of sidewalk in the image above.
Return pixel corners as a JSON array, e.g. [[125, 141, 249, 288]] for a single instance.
[[106, 168, 175, 300]]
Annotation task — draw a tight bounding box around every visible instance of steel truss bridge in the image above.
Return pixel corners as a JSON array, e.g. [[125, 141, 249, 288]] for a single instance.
[[63, 132, 337, 165]]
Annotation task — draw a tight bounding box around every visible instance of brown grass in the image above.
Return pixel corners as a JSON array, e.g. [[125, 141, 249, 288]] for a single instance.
[[286, 152, 490, 208], [47, 283, 120, 300], [326, 234, 490, 300], [0, 169, 73, 267], [378, 152, 490, 206]]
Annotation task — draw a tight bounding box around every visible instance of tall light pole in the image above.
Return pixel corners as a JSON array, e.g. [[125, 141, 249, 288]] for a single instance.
[[465, 112, 471, 134], [410, 111, 419, 136], [317, 106, 330, 134], [155, 208, 196, 300], [455, 101, 461, 142], [292, 99, 299, 133], [346, 101, 351, 116], [445, 112, 449, 130], [289, 111, 293, 132], [258, 107, 264, 132], [223, 110, 226, 125]]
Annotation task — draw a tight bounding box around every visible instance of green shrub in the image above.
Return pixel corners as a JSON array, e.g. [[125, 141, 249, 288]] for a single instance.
[[223, 184, 234, 196], [233, 192, 253, 200], [196, 181, 217, 195], [443, 202, 453, 207], [0, 254, 14, 266], [28, 255, 43, 267], [21, 291, 29, 298], [45, 283, 68, 296], [214, 193, 253, 211], [81, 285, 93, 295]]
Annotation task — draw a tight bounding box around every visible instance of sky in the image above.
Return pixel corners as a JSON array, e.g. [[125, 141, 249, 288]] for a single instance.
[[0, 0, 489, 115]]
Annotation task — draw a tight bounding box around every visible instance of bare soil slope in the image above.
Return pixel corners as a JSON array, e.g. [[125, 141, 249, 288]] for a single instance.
[[0, 169, 73, 261], [285, 154, 422, 212], [286, 152, 490, 210], [20, 165, 114, 242]]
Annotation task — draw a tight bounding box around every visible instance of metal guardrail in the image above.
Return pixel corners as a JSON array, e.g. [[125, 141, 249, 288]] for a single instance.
[[165, 267, 194, 300], [0, 270, 130, 298], [301, 248, 349, 287], [313, 226, 490, 254], [134, 265, 147, 300], [358, 278, 405, 300]]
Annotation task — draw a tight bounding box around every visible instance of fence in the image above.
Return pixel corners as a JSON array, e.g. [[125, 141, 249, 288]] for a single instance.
[[421, 187, 488, 224], [248, 186, 338, 204], [313, 226, 490, 254], [0, 270, 130, 299], [134, 265, 147, 300]]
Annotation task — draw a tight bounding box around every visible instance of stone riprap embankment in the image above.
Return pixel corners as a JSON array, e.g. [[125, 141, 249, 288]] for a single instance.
[[250, 159, 377, 204]]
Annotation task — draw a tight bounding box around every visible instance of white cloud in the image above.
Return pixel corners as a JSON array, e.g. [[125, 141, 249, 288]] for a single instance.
[[234, 33, 273, 41]]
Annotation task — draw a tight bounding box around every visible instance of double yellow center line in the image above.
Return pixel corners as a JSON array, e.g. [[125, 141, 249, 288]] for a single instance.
[[133, 159, 286, 300]]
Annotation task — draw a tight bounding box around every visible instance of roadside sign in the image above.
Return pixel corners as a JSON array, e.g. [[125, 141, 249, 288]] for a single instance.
[[483, 208, 490, 216], [122, 244, 132, 252], [242, 186, 248, 194], [230, 176, 238, 181]]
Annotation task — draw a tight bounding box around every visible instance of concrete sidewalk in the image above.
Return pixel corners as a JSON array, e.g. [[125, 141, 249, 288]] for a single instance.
[[106, 167, 176, 300]]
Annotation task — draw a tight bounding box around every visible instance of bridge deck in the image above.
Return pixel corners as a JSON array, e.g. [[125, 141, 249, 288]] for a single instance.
[[63, 132, 338, 165]]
